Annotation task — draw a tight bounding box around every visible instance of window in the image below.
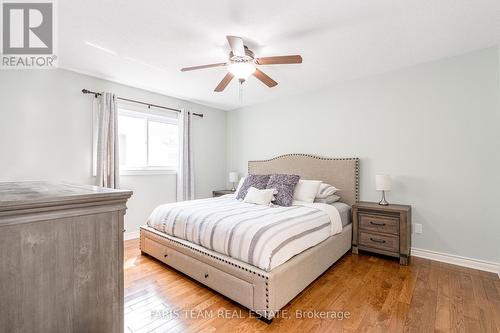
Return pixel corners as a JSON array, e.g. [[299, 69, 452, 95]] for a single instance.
[[118, 109, 178, 173]]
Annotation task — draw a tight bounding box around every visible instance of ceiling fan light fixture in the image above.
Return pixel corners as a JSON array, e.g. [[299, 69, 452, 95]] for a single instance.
[[228, 62, 256, 80], [181, 35, 302, 92]]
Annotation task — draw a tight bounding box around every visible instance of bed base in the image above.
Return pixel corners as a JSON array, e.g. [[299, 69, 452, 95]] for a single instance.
[[139, 224, 352, 321]]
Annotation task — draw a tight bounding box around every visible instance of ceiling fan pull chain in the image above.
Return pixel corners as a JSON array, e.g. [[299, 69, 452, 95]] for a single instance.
[[239, 79, 244, 104]]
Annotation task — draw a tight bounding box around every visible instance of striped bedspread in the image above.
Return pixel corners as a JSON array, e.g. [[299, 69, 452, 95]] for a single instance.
[[147, 196, 343, 271]]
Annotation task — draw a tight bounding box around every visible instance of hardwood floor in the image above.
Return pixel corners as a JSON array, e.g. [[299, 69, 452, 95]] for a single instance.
[[124, 239, 500, 332]]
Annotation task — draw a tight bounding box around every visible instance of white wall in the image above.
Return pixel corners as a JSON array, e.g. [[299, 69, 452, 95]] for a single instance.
[[1, 48, 499, 264], [0, 68, 227, 234], [227, 47, 500, 263]]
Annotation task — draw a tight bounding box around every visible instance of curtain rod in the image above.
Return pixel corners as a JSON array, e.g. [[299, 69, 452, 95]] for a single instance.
[[81, 89, 203, 118]]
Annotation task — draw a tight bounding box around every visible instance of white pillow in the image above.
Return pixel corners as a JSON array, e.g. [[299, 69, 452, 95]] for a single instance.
[[235, 177, 246, 195], [316, 183, 339, 199], [314, 194, 341, 204], [293, 180, 322, 203], [243, 187, 276, 205]]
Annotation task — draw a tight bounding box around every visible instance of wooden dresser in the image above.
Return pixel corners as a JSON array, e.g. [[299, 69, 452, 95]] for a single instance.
[[0, 182, 132, 333], [352, 201, 412, 265]]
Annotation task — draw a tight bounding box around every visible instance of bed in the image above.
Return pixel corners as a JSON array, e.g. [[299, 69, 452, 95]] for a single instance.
[[139, 154, 359, 321]]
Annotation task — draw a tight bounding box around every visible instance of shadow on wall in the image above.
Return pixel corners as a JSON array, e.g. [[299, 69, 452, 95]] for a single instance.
[[120, 174, 177, 235]]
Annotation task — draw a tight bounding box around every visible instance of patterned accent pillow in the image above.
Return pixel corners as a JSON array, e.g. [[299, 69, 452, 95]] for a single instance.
[[266, 174, 301, 206], [236, 174, 271, 200]]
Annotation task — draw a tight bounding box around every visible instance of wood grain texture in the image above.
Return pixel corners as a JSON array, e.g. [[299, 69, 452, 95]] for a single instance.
[[0, 181, 132, 213], [0, 182, 132, 333], [353, 201, 412, 265], [359, 213, 399, 235], [359, 230, 400, 252], [255, 55, 303, 65], [124, 239, 500, 333], [214, 73, 234, 92], [253, 68, 278, 87]]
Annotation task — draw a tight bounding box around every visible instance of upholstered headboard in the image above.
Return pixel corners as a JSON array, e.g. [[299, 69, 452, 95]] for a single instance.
[[248, 154, 359, 206]]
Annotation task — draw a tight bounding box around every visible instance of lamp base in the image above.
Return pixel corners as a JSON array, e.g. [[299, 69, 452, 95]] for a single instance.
[[378, 191, 389, 206]]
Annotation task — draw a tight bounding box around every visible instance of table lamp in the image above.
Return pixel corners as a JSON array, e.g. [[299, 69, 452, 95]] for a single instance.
[[229, 172, 239, 191], [375, 175, 392, 206]]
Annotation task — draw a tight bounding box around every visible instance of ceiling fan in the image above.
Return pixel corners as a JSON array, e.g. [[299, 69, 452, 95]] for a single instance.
[[181, 36, 303, 92]]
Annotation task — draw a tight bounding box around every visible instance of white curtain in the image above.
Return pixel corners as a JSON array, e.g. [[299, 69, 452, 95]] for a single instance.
[[177, 109, 194, 200], [96, 92, 119, 188]]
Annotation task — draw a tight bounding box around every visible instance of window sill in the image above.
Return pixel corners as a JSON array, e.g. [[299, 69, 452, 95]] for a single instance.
[[120, 169, 177, 176]]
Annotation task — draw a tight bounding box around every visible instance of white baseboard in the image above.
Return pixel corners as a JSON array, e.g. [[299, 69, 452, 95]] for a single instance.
[[120, 230, 499, 277], [412, 247, 500, 278], [124, 230, 140, 241]]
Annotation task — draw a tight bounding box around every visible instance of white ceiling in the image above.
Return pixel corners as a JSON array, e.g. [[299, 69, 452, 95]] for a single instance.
[[59, 0, 500, 110]]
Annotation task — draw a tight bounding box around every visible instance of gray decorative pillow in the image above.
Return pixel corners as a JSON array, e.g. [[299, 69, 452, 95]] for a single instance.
[[266, 174, 300, 206], [236, 174, 271, 200]]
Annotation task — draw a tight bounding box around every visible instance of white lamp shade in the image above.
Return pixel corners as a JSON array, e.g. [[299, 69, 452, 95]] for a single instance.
[[375, 175, 392, 191], [229, 172, 239, 183]]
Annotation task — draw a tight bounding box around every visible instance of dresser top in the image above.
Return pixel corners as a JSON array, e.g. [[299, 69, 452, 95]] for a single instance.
[[0, 182, 132, 211]]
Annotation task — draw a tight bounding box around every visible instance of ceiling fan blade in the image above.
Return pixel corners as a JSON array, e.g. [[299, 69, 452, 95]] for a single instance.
[[253, 68, 277, 88], [226, 36, 245, 57], [255, 55, 302, 65], [181, 62, 226, 72], [214, 72, 234, 92]]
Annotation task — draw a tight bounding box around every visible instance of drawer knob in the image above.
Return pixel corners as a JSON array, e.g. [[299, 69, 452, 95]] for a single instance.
[[164, 254, 168, 258], [370, 221, 385, 226], [370, 237, 386, 244], [204, 273, 209, 279]]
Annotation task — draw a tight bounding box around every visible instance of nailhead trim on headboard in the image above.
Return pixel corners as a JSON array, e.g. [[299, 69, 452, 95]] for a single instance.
[[248, 153, 360, 202], [355, 158, 359, 203]]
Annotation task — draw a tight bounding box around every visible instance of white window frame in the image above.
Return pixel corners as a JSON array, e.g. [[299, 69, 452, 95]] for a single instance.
[[92, 99, 179, 177], [118, 108, 179, 175]]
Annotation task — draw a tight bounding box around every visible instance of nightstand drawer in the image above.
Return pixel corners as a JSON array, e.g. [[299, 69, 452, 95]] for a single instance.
[[359, 231, 399, 252], [359, 214, 399, 235]]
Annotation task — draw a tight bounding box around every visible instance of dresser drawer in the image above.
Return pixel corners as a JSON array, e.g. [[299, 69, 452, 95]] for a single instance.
[[359, 231, 399, 253], [359, 214, 399, 235]]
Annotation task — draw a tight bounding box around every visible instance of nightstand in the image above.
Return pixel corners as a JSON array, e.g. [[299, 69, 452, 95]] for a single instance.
[[212, 190, 235, 197], [352, 201, 412, 265]]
